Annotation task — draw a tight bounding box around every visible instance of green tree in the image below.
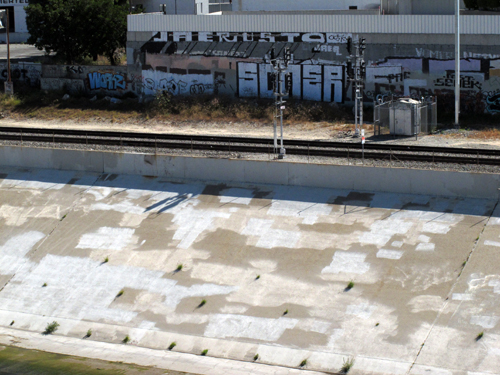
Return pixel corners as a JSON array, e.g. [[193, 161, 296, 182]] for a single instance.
[[465, 0, 500, 9], [26, 0, 128, 65], [464, 0, 478, 9]]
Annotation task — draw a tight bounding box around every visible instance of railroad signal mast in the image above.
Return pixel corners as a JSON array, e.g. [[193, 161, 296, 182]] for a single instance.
[[265, 47, 293, 159], [346, 37, 366, 137]]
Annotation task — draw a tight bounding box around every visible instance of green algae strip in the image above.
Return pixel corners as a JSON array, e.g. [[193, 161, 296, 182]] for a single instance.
[[0, 345, 192, 375]]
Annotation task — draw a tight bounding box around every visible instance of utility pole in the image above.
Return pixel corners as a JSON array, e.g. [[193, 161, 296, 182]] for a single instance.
[[346, 37, 366, 137], [266, 47, 293, 159], [454, 0, 460, 128], [3, 9, 13, 97]]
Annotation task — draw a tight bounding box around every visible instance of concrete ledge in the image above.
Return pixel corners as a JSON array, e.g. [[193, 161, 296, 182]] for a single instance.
[[0, 145, 498, 199]]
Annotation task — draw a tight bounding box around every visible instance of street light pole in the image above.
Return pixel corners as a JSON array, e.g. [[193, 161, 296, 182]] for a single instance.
[[454, 0, 460, 128]]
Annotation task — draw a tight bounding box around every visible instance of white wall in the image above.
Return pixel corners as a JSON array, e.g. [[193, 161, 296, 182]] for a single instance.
[[13, 5, 27, 32], [232, 0, 381, 12], [138, 0, 195, 14]]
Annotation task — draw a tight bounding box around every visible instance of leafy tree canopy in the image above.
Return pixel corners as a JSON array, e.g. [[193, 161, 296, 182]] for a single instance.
[[26, 0, 128, 65], [464, 0, 500, 9]]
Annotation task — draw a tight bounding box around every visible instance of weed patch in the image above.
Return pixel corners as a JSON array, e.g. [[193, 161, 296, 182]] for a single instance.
[[43, 321, 59, 335], [340, 357, 355, 374]]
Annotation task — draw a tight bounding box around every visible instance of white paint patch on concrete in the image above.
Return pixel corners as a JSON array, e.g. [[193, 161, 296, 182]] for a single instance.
[[172, 206, 230, 249], [90, 201, 145, 215], [359, 219, 413, 247], [219, 305, 249, 314], [0, 205, 61, 226], [256, 229, 300, 249], [489, 217, 500, 225], [452, 293, 474, 301], [470, 315, 499, 329], [267, 197, 332, 225], [416, 243, 435, 251], [410, 365, 452, 375], [76, 227, 135, 251], [86, 187, 114, 201], [484, 240, 500, 247], [346, 303, 376, 319], [488, 279, 500, 294], [391, 241, 404, 248], [242, 218, 300, 249], [248, 259, 277, 272], [0, 254, 237, 324], [376, 249, 404, 260], [422, 222, 451, 234], [408, 295, 443, 313], [326, 328, 344, 348], [165, 313, 209, 325], [219, 188, 254, 205], [321, 251, 370, 274], [418, 235, 430, 243], [242, 218, 273, 236], [0, 170, 74, 190], [204, 314, 298, 341], [0, 231, 46, 275], [296, 319, 331, 334]]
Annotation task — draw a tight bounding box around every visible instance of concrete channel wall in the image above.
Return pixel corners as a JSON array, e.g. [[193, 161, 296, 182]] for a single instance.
[[1, 145, 499, 199]]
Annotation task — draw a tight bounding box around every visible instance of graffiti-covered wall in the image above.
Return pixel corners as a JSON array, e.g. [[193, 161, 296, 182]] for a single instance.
[[0, 62, 42, 87], [130, 30, 500, 114], [40, 65, 140, 96]]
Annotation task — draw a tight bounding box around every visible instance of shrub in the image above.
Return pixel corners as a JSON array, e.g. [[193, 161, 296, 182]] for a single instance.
[[201, 349, 208, 356], [168, 342, 176, 350], [283, 309, 288, 315], [42, 283, 47, 287], [476, 331, 484, 341], [85, 329, 92, 338], [198, 299, 206, 308], [122, 335, 130, 343], [116, 289, 124, 297], [255, 275, 260, 280], [44, 321, 59, 335], [104, 256, 109, 263], [300, 359, 307, 367], [253, 354, 259, 361], [176, 264, 183, 272]]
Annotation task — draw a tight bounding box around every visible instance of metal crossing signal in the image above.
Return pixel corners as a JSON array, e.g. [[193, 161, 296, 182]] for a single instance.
[[360, 61, 366, 79], [346, 61, 354, 79], [284, 73, 292, 95], [346, 37, 352, 55], [360, 38, 366, 52]]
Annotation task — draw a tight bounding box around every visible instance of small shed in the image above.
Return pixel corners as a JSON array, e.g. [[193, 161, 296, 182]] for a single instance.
[[389, 98, 421, 136]]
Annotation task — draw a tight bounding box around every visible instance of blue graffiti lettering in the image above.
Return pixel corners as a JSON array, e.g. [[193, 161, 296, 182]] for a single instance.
[[88, 72, 126, 90]]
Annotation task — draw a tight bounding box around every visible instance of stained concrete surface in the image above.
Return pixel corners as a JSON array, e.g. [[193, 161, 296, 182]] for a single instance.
[[0, 166, 499, 375]]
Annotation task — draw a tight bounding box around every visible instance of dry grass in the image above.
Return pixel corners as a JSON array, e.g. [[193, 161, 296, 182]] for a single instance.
[[0, 91, 351, 126]]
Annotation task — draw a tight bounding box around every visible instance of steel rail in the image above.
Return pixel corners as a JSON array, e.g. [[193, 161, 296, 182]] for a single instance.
[[1, 126, 500, 156], [1, 131, 500, 165]]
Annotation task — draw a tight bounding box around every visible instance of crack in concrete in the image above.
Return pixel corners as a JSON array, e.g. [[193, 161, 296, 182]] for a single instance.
[[404, 199, 499, 375]]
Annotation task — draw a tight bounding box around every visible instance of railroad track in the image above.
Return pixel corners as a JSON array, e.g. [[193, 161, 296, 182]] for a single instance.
[[1, 126, 500, 166]]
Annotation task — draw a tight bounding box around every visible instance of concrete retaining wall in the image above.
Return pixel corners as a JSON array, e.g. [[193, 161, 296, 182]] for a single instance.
[[1, 145, 499, 199]]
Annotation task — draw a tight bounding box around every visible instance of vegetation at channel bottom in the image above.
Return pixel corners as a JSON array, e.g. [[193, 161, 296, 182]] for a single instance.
[[0, 345, 184, 375]]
